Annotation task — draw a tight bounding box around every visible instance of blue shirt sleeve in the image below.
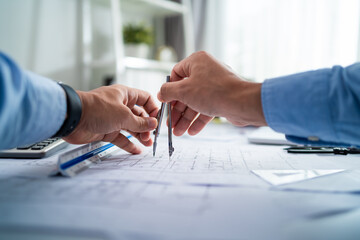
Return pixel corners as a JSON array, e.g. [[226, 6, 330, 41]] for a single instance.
[[0, 52, 66, 150], [261, 63, 360, 147]]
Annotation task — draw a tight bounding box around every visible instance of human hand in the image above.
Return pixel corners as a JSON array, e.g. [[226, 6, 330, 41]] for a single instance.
[[63, 84, 158, 154], [158, 51, 266, 136]]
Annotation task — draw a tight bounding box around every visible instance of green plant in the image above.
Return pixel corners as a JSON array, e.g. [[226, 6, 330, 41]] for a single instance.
[[123, 23, 153, 45]]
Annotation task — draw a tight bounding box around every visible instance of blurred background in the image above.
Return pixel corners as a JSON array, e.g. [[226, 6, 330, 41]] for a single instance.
[[0, 0, 359, 99]]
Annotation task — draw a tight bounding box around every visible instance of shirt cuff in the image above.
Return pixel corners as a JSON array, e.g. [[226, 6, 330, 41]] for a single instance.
[[261, 69, 338, 145], [22, 71, 67, 144]]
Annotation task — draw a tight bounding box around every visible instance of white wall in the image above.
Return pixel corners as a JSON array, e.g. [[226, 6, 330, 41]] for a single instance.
[[222, 0, 360, 81], [0, 0, 117, 90], [0, 0, 84, 89], [0, 0, 34, 68], [0, 0, 182, 95], [198, 0, 360, 82]]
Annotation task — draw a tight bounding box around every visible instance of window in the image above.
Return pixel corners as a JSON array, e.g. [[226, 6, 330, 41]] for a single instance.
[[214, 0, 360, 81]]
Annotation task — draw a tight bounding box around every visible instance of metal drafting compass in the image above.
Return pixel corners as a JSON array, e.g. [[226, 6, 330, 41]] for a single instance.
[[153, 75, 174, 159]]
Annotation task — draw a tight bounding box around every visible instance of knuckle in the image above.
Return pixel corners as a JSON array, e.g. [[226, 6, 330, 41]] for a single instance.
[[138, 118, 147, 130], [197, 50, 207, 56], [195, 51, 209, 59]]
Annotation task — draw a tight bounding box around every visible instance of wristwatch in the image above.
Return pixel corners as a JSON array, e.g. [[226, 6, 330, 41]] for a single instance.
[[53, 82, 82, 138]]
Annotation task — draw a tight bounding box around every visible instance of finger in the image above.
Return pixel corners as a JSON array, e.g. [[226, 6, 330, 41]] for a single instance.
[[165, 101, 178, 126], [131, 88, 158, 117], [111, 133, 142, 154], [140, 132, 151, 142], [173, 107, 199, 136], [171, 101, 187, 127], [131, 105, 148, 117], [158, 80, 185, 103], [128, 106, 153, 146], [127, 130, 153, 147], [170, 54, 194, 82], [130, 106, 152, 143], [188, 114, 214, 135], [124, 107, 157, 133], [149, 108, 159, 118], [101, 131, 120, 142], [170, 51, 209, 82]]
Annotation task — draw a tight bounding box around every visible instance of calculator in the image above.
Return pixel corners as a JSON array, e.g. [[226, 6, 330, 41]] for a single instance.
[[0, 138, 68, 159]]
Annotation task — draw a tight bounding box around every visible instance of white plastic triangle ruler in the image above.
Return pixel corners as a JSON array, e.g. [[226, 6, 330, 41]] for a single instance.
[[252, 169, 345, 185], [52, 141, 120, 177]]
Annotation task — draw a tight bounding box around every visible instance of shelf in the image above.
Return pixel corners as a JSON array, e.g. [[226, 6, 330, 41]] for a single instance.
[[89, 56, 115, 68], [121, 0, 187, 17], [124, 57, 175, 72], [90, 56, 175, 72]]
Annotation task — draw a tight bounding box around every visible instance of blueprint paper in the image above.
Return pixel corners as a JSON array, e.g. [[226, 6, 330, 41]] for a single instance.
[[1, 123, 360, 239]]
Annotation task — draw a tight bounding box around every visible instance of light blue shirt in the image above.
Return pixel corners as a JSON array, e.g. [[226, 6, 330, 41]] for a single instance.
[[0, 52, 66, 150], [262, 63, 360, 147]]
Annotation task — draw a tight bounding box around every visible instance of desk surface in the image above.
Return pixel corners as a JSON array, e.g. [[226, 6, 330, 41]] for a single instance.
[[0, 123, 360, 240]]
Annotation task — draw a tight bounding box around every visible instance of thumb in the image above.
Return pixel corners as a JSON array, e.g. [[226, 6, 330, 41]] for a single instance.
[[158, 81, 184, 103], [126, 115, 157, 133]]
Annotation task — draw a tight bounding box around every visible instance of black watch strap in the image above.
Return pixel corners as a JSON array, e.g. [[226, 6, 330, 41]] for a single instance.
[[53, 83, 82, 138]]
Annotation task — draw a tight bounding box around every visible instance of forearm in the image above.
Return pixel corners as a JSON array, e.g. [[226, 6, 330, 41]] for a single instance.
[[0, 53, 66, 149]]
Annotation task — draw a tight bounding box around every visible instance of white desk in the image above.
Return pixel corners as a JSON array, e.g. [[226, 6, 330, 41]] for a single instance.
[[0, 123, 360, 240]]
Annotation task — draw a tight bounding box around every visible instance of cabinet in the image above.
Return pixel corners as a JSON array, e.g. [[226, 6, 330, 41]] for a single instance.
[[79, 0, 194, 97]]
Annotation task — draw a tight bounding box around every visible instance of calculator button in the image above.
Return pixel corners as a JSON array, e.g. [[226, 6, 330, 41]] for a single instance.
[[37, 142, 49, 146], [31, 146, 44, 150], [17, 144, 35, 150]]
